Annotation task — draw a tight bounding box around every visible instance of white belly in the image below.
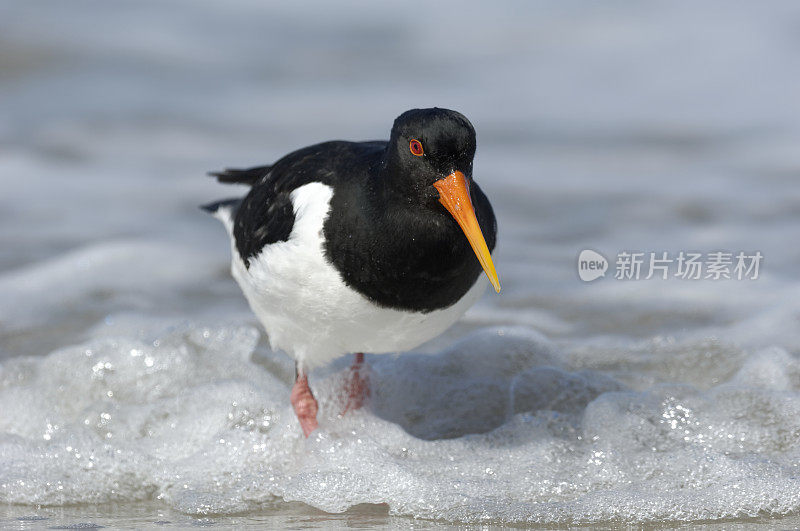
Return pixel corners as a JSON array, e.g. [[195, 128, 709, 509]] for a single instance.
[[218, 182, 487, 369]]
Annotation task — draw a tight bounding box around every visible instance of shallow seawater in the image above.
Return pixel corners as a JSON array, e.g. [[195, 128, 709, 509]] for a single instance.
[[2, 0, 800, 527]]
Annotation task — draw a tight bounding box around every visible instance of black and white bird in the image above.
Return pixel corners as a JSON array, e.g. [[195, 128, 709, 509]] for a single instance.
[[203, 108, 499, 437]]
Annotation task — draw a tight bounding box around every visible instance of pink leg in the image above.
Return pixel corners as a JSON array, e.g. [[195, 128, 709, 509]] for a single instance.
[[342, 352, 370, 415], [291, 368, 318, 437]]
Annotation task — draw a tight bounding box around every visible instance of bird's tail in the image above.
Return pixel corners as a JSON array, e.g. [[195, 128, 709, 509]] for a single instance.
[[207, 164, 272, 185], [203, 163, 271, 232], [199, 198, 240, 234]]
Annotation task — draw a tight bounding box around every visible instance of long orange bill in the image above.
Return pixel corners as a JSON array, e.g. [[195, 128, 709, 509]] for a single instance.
[[433, 171, 501, 293]]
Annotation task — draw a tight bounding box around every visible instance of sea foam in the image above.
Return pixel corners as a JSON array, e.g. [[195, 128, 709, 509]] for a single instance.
[[1, 323, 798, 524]]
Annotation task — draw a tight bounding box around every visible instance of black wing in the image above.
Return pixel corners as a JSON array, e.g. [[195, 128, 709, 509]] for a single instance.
[[233, 141, 386, 267], [221, 141, 385, 268]]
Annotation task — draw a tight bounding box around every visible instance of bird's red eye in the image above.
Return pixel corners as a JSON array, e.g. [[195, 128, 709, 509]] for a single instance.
[[409, 139, 424, 156]]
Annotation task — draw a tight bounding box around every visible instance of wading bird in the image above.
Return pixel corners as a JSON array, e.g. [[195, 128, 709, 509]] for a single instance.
[[204, 108, 499, 437]]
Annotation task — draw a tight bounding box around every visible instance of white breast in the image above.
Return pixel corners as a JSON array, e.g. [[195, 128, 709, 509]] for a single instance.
[[216, 182, 487, 370]]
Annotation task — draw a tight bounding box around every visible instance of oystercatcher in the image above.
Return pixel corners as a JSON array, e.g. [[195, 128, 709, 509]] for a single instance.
[[203, 108, 499, 437]]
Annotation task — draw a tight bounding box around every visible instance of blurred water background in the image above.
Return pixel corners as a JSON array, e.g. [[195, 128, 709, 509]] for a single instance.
[[2, 0, 800, 527]]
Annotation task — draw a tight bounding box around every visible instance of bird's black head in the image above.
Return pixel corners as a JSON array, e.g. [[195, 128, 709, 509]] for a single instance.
[[385, 107, 477, 193], [382, 107, 500, 293]]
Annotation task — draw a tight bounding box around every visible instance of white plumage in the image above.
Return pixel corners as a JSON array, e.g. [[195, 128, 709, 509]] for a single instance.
[[213, 182, 487, 370]]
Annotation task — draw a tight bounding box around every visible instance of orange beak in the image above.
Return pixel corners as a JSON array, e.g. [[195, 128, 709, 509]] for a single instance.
[[433, 171, 501, 293]]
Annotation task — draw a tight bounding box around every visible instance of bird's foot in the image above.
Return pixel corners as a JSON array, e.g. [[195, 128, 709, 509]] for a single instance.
[[342, 352, 370, 415], [291, 373, 318, 437]]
